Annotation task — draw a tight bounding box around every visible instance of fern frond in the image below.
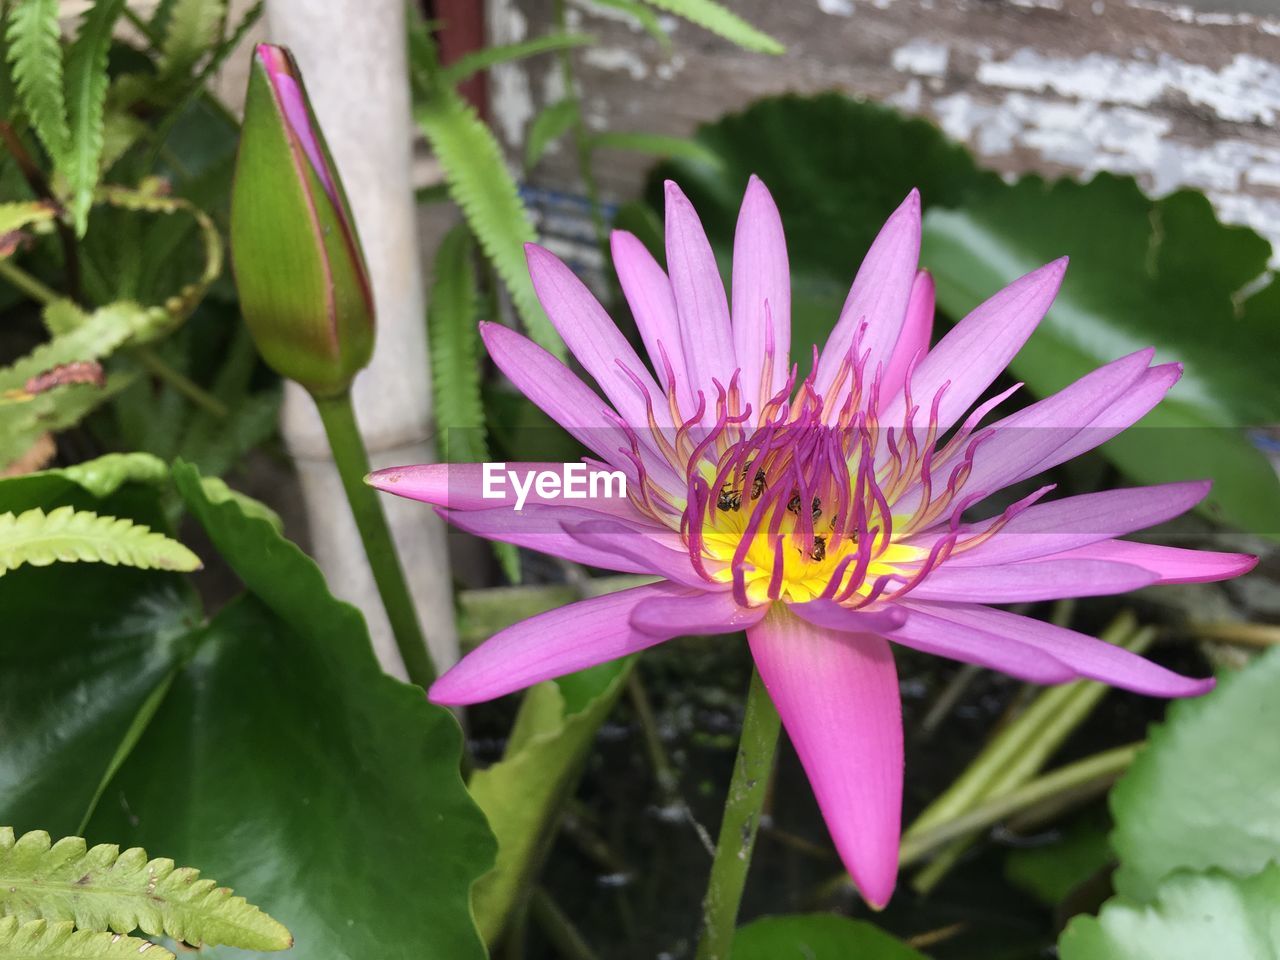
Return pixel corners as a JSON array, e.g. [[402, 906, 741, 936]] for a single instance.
[[638, 0, 782, 54], [52, 452, 169, 497], [0, 200, 57, 240], [4, 0, 69, 163], [97, 108, 146, 174], [427, 225, 519, 580], [0, 829, 290, 952], [0, 917, 174, 960], [0, 371, 136, 473], [39, 298, 87, 335], [569, 0, 671, 51], [0, 506, 201, 575], [156, 0, 226, 81], [96, 185, 223, 325], [409, 16, 564, 359], [62, 0, 126, 235], [429, 224, 488, 464], [442, 32, 593, 86], [525, 98, 579, 170], [0, 302, 153, 393]]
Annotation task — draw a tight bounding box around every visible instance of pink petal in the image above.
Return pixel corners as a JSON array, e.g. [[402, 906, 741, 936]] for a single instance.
[[1010, 362, 1182, 482], [564, 519, 714, 588], [480, 323, 681, 490], [944, 481, 1211, 567], [905, 557, 1157, 602], [815, 190, 921, 409], [1048, 540, 1258, 584], [882, 257, 1068, 434], [665, 180, 737, 395], [748, 607, 903, 908], [611, 229, 695, 414], [887, 603, 1077, 683], [731, 175, 791, 413], [960, 348, 1154, 496], [902, 601, 1216, 697], [429, 582, 688, 704], [630, 589, 765, 636], [525, 244, 672, 432], [440, 506, 678, 575], [878, 269, 934, 404], [368, 461, 650, 520], [789, 599, 906, 635]]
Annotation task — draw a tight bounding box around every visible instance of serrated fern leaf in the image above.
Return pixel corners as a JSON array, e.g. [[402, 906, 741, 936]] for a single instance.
[[156, 0, 226, 81], [0, 370, 135, 472], [525, 98, 579, 170], [0, 506, 200, 575], [0, 302, 152, 393], [429, 224, 488, 463], [62, 0, 126, 235], [442, 32, 593, 86], [0, 200, 57, 239], [96, 185, 223, 326], [569, 0, 671, 51], [0, 829, 290, 952], [0, 917, 174, 960], [39, 298, 87, 335], [50, 452, 169, 497], [638, 0, 782, 54], [4, 0, 69, 163], [408, 15, 564, 359]]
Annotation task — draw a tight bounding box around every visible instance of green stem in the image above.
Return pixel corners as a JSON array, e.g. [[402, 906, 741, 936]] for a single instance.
[[314, 390, 438, 688], [0, 257, 60, 306], [0, 120, 83, 303], [906, 612, 1150, 893], [898, 743, 1139, 867], [627, 669, 680, 801], [695, 666, 781, 960], [132, 347, 229, 419], [528, 886, 601, 960]]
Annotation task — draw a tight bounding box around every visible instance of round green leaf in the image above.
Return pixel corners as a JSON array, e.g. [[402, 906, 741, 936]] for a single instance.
[[922, 176, 1280, 537], [79, 462, 496, 959], [1109, 647, 1280, 902], [0, 475, 198, 839], [0, 464, 496, 959], [1060, 866, 1280, 960], [732, 914, 927, 960]]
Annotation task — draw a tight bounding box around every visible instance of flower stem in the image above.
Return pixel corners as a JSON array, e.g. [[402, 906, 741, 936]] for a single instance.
[[132, 347, 229, 418], [897, 742, 1139, 866], [314, 389, 438, 689], [695, 666, 781, 960], [0, 258, 60, 306]]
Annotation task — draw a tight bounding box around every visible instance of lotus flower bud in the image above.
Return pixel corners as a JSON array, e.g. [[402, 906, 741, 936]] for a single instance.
[[230, 44, 374, 397]]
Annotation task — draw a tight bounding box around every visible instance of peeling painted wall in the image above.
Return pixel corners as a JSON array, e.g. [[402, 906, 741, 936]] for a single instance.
[[490, 0, 1280, 261]]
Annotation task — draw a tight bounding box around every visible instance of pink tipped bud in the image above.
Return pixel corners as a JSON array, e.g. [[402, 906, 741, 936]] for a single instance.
[[230, 44, 374, 397]]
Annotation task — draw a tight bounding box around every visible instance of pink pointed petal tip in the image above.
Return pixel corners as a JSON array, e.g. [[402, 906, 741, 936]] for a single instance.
[[366, 463, 446, 502], [428, 582, 687, 705], [748, 608, 903, 908]]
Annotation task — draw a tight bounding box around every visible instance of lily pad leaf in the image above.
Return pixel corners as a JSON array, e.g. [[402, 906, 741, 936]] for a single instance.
[[733, 913, 927, 959], [1108, 646, 1280, 902], [1059, 865, 1280, 960]]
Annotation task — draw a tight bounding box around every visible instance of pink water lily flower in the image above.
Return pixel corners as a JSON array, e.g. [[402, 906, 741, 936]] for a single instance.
[[370, 177, 1255, 907]]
